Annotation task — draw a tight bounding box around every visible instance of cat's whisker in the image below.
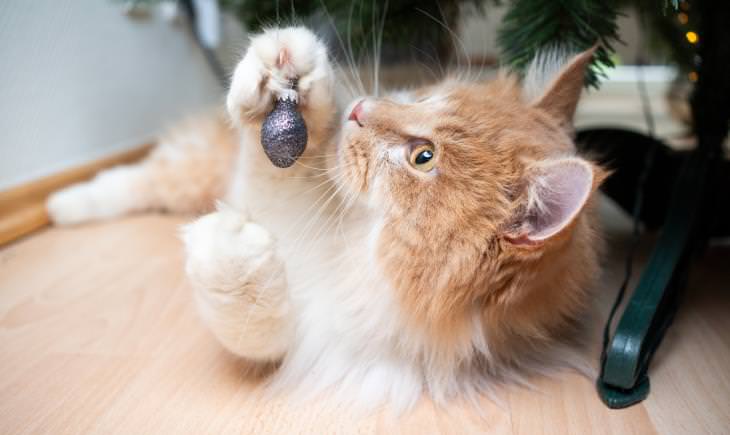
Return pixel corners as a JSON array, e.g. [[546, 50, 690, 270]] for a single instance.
[[286, 171, 334, 180], [292, 161, 332, 172], [308, 1, 360, 99], [297, 152, 339, 158], [292, 160, 342, 172], [334, 187, 360, 250], [415, 57, 442, 83], [346, 2, 368, 96], [294, 180, 350, 257], [329, 194, 361, 250], [293, 183, 356, 271], [281, 170, 351, 234], [289, 162, 338, 174], [324, 1, 367, 97], [368, 0, 388, 97], [237, 176, 348, 336], [292, 170, 340, 195], [415, 6, 477, 84], [286, 159, 336, 172], [246, 183, 348, 303], [287, 162, 346, 181], [239, 165, 351, 291]]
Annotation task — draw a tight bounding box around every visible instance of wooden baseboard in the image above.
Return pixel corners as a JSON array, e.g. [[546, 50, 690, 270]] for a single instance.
[[0, 144, 153, 246]]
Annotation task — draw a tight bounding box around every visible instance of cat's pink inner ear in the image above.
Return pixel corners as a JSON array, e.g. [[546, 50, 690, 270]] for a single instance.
[[523, 158, 594, 243]]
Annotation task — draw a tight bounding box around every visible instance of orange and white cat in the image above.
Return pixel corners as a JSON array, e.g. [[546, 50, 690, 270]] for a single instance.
[[47, 27, 604, 410]]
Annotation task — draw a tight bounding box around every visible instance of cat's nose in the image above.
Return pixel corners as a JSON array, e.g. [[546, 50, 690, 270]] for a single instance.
[[348, 99, 367, 126]]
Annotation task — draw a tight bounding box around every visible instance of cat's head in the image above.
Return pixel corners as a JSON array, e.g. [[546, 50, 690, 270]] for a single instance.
[[336, 49, 606, 335]]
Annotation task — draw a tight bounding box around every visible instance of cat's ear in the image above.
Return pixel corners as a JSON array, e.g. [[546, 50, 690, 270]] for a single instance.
[[525, 46, 596, 129], [506, 157, 604, 246]]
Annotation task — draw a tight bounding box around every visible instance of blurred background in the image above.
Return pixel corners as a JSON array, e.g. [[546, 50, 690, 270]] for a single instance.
[[0, 0, 692, 192]]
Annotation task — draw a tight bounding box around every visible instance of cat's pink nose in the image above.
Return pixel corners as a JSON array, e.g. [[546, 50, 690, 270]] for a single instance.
[[348, 99, 366, 126]]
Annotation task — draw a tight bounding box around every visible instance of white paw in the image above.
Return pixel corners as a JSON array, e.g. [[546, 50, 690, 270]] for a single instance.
[[181, 205, 282, 297], [181, 205, 291, 360], [226, 26, 333, 124], [46, 184, 99, 225]]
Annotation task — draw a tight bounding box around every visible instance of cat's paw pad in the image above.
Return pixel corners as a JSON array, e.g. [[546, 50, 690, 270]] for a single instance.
[[226, 26, 332, 124], [181, 205, 282, 296]]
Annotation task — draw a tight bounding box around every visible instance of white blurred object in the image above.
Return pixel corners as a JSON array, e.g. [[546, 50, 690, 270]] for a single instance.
[[121, 0, 152, 19], [192, 0, 221, 49], [159, 1, 182, 25], [575, 65, 683, 140]]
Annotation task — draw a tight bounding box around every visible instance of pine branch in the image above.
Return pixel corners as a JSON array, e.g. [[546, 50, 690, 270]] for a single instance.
[[220, 0, 484, 63], [497, 0, 621, 88]]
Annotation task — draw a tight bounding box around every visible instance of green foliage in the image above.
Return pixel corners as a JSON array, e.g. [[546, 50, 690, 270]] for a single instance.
[[129, 0, 688, 89], [497, 0, 621, 88], [220, 0, 483, 62]]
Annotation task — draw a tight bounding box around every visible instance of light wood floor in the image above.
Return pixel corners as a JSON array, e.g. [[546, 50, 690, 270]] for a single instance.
[[0, 201, 728, 434]]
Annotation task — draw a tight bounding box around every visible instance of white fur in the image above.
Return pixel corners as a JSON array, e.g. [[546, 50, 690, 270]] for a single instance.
[[184, 27, 451, 411], [47, 165, 152, 225], [182, 204, 292, 360], [226, 27, 333, 124], [522, 46, 572, 103]]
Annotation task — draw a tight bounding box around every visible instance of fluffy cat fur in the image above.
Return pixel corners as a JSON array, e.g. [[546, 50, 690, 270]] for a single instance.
[[46, 27, 605, 411]]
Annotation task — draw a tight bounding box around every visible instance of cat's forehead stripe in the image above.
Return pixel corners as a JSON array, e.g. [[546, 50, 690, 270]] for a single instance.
[[418, 93, 449, 108], [387, 90, 450, 112], [388, 90, 414, 104], [403, 124, 435, 139]]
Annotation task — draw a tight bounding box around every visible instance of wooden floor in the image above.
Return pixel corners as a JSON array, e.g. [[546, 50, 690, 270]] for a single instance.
[[0, 201, 728, 434]]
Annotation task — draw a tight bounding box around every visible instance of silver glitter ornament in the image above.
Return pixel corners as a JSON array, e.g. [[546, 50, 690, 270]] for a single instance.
[[260, 82, 308, 168]]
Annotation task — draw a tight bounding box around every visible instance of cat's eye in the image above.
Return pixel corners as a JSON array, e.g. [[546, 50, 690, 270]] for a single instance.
[[408, 142, 436, 172]]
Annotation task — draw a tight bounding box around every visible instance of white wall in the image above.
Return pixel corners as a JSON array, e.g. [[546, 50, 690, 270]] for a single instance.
[[0, 1, 233, 190]]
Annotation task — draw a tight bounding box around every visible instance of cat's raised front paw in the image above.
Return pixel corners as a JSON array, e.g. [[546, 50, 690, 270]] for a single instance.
[[226, 26, 333, 125]]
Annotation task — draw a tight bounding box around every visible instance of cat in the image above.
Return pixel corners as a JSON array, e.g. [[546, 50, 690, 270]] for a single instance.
[[47, 26, 605, 411]]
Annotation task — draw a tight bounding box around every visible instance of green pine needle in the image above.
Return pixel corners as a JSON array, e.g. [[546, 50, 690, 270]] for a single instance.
[[497, 0, 621, 88]]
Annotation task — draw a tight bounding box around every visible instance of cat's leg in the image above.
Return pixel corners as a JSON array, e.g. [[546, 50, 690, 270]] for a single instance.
[[226, 26, 337, 145], [47, 114, 237, 225], [182, 205, 292, 361], [46, 163, 157, 225], [180, 27, 337, 361]]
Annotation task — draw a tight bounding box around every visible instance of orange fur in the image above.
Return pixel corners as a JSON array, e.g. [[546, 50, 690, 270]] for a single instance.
[[146, 111, 238, 214], [339, 59, 605, 374]]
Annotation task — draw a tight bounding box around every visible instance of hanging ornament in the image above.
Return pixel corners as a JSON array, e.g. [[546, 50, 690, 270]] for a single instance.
[[260, 79, 308, 168]]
